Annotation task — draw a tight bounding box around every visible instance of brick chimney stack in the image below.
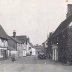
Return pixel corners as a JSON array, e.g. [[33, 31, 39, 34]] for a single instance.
[[13, 30, 16, 37]]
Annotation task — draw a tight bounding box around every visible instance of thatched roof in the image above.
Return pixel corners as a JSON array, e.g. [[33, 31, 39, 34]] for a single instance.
[[0, 25, 9, 40]]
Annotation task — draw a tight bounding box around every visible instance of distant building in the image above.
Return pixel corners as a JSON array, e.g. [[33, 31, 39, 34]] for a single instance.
[[42, 40, 48, 55], [31, 48, 36, 55], [46, 32, 53, 59], [16, 36, 34, 56], [8, 36, 22, 57], [34, 45, 44, 55], [16, 35, 28, 56], [8, 31, 35, 57]]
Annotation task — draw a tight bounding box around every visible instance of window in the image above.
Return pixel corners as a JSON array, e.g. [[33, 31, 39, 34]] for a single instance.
[[2, 39, 4, 42], [29, 47, 31, 50]]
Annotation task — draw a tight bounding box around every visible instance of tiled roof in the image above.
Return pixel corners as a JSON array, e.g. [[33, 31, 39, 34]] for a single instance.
[[10, 36, 22, 44], [0, 25, 9, 39], [8, 36, 22, 50], [8, 46, 16, 50], [16, 35, 27, 43], [52, 15, 72, 38], [16, 35, 33, 47]]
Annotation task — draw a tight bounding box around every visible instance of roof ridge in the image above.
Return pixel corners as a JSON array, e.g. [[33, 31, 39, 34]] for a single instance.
[[10, 36, 22, 43], [51, 15, 72, 38]]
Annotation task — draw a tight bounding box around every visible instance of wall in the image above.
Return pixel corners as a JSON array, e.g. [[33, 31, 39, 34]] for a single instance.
[[17, 43, 23, 57], [0, 38, 8, 48], [66, 26, 72, 62], [8, 38, 17, 50], [0, 38, 8, 59]]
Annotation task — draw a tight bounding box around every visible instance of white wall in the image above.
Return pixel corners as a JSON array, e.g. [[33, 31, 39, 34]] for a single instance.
[[52, 45, 58, 61], [17, 43, 27, 57], [32, 48, 36, 55], [0, 38, 8, 48]]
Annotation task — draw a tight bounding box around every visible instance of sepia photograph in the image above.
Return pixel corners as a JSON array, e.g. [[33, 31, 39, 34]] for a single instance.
[[0, 0, 72, 72]]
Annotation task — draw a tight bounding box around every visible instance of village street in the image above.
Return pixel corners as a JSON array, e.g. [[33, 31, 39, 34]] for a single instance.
[[0, 56, 72, 72], [0, 56, 54, 64]]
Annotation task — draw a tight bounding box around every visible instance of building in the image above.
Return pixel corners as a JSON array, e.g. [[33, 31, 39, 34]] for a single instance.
[[16, 36, 36, 56], [8, 37, 22, 57], [0, 25, 9, 60], [26, 39, 34, 55], [8, 31, 23, 57], [47, 4, 72, 63], [46, 32, 53, 59], [9, 31, 34, 57], [34, 45, 44, 55], [42, 40, 48, 56], [16, 36, 33, 56]]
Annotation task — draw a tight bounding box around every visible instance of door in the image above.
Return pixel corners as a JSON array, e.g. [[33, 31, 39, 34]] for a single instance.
[[3, 50, 7, 59], [23, 50, 26, 56]]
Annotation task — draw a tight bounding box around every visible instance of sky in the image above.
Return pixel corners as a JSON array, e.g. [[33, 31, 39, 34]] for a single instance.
[[0, 0, 71, 45]]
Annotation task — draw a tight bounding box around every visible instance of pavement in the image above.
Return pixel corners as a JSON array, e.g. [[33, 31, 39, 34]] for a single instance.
[[0, 56, 72, 72]]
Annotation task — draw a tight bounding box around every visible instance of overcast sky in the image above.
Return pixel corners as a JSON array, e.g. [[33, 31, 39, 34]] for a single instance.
[[0, 0, 71, 45]]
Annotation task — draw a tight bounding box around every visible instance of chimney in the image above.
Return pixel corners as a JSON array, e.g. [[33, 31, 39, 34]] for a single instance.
[[67, 4, 72, 18], [13, 30, 16, 37]]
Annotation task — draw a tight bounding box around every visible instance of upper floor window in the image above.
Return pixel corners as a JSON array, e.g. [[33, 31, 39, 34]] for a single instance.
[[29, 47, 31, 50]]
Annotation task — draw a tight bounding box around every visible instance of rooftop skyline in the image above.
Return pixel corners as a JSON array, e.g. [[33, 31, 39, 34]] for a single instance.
[[0, 0, 71, 45]]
